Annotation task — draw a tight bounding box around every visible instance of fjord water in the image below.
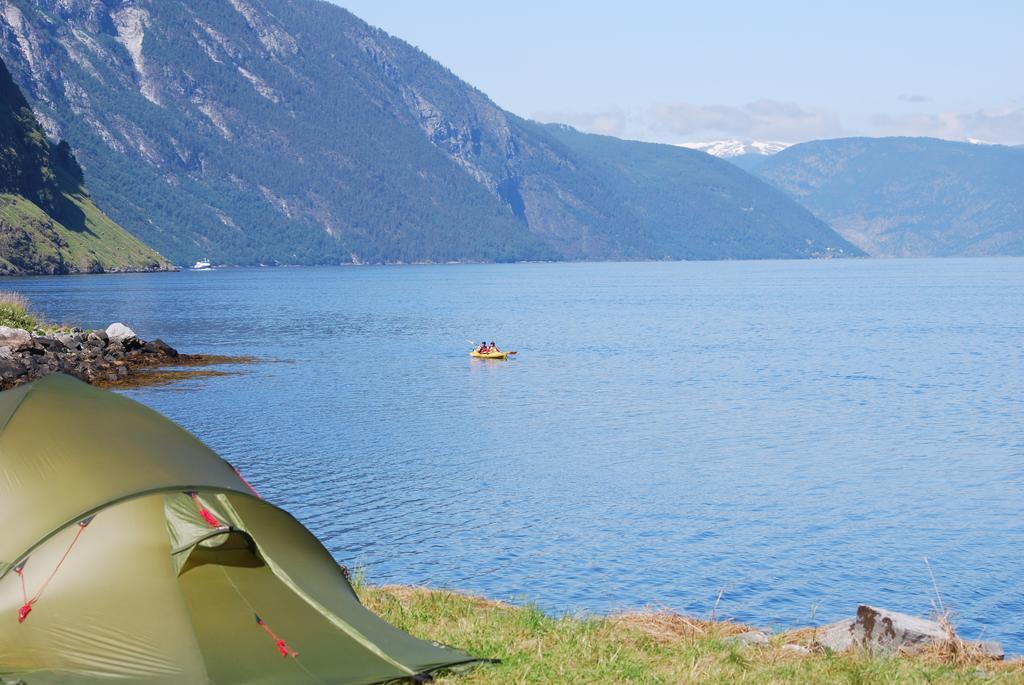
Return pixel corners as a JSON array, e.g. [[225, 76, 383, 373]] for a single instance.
[[5, 259, 1022, 652]]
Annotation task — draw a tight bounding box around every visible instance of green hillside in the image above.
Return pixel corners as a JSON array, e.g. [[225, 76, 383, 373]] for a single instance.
[[0, 56, 170, 275]]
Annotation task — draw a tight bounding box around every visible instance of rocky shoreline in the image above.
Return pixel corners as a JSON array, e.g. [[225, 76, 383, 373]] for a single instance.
[[0, 322, 212, 389], [727, 604, 1004, 661]]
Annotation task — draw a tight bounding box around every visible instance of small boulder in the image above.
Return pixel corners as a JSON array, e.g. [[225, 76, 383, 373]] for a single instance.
[[970, 640, 1005, 660], [54, 331, 79, 350], [726, 630, 771, 647], [0, 327, 32, 351], [144, 338, 178, 358], [0, 358, 25, 380], [35, 336, 68, 353], [105, 323, 137, 344], [86, 330, 108, 347], [782, 644, 811, 655]]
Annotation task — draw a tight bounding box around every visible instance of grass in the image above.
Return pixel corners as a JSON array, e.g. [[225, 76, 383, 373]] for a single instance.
[[0, 290, 78, 333], [0, 291, 36, 329], [356, 584, 1024, 684], [0, 187, 170, 275]]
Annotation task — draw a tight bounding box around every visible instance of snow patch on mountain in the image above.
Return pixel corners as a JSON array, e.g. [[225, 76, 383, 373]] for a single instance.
[[678, 140, 792, 158]]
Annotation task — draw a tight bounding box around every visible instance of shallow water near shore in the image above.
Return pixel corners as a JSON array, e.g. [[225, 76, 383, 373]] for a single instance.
[[4, 258, 1022, 653]]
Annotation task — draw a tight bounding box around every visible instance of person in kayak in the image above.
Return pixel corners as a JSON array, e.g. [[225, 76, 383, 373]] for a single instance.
[[489, 341, 500, 352], [477, 341, 491, 354]]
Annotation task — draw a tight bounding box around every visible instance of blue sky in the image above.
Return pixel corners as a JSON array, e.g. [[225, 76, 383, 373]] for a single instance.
[[334, 1, 1023, 145]]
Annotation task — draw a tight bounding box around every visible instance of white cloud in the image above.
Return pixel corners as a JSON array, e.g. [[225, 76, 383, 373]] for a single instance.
[[647, 99, 843, 141], [870, 107, 1024, 144], [533, 100, 843, 143], [532, 100, 1024, 146], [531, 107, 630, 137]]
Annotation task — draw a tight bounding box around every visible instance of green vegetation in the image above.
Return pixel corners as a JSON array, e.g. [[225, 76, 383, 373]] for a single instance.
[[0, 0, 858, 265], [0, 56, 170, 275], [358, 585, 1023, 684], [0, 290, 35, 329], [756, 137, 1024, 257]]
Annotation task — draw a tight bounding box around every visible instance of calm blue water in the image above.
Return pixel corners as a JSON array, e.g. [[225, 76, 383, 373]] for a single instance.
[[3, 259, 1022, 652]]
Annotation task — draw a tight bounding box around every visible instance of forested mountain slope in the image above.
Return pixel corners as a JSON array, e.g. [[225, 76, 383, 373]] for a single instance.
[[756, 137, 1024, 257], [0, 0, 859, 264]]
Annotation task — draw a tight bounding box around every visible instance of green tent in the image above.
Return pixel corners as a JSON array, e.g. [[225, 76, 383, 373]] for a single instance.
[[0, 374, 482, 684]]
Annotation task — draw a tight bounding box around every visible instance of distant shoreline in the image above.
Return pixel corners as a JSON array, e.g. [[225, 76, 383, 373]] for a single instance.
[[7, 254, 1024, 278]]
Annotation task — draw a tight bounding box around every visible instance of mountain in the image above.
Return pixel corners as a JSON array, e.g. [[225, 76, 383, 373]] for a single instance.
[[678, 140, 792, 172], [0, 54, 169, 275], [541, 125, 856, 259], [0, 0, 859, 265], [755, 137, 1024, 257], [678, 140, 792, 158]]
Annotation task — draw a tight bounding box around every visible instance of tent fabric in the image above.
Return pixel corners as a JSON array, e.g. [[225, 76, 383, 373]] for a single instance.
[[0, 375, 482, 684], [0, 374, 250, 571]]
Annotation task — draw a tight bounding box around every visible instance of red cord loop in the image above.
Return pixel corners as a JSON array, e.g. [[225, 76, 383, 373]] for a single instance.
[[256, 614, 298, 658], [188, 492, 222, 528], [15, 516, 93, 624]]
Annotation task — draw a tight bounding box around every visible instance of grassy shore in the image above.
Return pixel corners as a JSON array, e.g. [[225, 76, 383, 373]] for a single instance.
[[357, 585, 1023, 684]]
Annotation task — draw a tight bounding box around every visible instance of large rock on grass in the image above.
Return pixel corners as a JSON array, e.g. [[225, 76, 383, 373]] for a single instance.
[[809, 605, 1004, 659], [852, 605, 946, 654]]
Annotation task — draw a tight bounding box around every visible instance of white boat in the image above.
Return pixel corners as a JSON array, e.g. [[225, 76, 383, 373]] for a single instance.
[[191, 259, 213, 270]]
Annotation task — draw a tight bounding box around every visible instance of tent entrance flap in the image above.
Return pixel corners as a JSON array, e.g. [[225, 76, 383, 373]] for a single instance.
[[178, 541, 418, 685]]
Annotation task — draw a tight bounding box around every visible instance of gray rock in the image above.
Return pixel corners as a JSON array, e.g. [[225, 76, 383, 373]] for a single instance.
[[37, 336, 68, 353], [782, 644, 811, 655], [725, 630, 771, 647], [144, 338, 178, 357], [968, 640, 1004, 660], [0, 327, 32, 351], [0, 346, 13, 360], [105, 322, 137, 344], [812, 619, 855, 652], [55, 333, 80, 350], [852, 605, 947, 655], [0, 358, 25, 380]]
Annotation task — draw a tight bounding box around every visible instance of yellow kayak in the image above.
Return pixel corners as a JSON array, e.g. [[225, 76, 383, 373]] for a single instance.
[[470, 350, 508, 360]]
